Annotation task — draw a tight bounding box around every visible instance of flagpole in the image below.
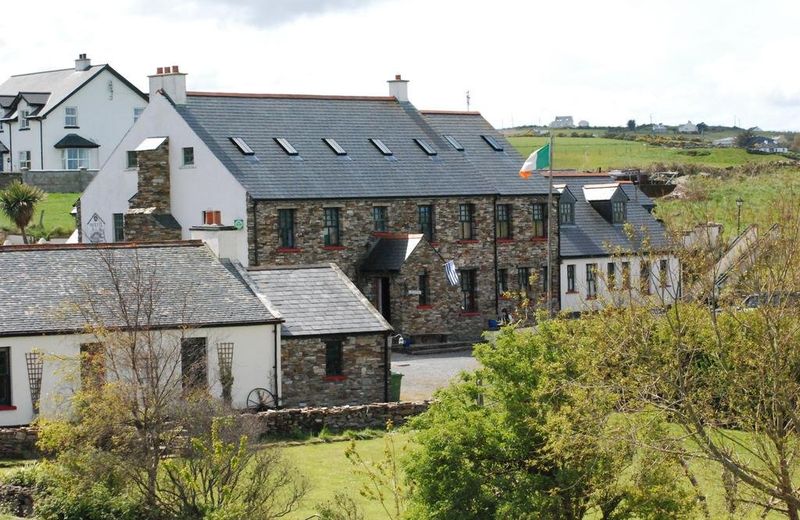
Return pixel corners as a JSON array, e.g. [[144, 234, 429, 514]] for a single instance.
[[546, 131, 554, 317]]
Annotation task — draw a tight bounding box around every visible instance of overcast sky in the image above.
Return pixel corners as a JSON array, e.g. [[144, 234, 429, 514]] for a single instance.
[[2, 0, 799, 130]]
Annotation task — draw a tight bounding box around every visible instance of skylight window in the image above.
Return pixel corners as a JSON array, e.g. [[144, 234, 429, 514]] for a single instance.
[[274, 137, 298, 156], [481, 134, 504, 151], [370, 138, 393, 156], [414, 138, 438, 156], [323, 138, 347, 156], [443, 135, 464, 151], [230, 137, 254, 155]]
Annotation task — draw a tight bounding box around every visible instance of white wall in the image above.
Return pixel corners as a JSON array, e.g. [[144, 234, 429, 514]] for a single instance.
[[0, 323, 279, 426], [80, 92, 250, 265], [560, 255, 680, 313], [0, 68, 146, 172]]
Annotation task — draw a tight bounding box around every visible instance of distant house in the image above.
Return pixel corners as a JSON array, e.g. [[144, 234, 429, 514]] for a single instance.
[[746, 136, 787, 153], [652, 123, 668, 134], [0, 54, 147, 173], [550, 116, 574, 128], [678, 121, 698, 134], [578, 120, 589, 128], [712, 137, 736, 147]]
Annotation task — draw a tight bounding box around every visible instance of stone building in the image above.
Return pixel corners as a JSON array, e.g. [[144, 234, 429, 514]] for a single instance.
[[80, 68, 556, 344]]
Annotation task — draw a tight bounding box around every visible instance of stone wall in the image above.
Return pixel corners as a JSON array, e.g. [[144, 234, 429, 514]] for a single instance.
[[0, 427, 39, 459], [128, 139, 171, 212], [281, 334, 387, 408], [248, 195, 559, 340], [124, 210, 182, 242], [245, 400, 430, 437], [0, 173, 22, 190], [0, 171, 96, 193]]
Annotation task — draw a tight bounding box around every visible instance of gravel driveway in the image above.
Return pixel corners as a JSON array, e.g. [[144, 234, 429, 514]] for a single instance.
[[390, 350, 480, 401]]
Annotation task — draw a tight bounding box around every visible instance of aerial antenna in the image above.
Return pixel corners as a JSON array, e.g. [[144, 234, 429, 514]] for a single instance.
[[466, 90, 471, 111]]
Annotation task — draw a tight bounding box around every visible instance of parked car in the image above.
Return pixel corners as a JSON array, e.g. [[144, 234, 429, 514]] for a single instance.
[[742, 292, 800, 309]]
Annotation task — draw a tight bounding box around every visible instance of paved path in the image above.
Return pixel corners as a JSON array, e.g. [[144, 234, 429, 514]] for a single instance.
[[391, 350, 480, 401]]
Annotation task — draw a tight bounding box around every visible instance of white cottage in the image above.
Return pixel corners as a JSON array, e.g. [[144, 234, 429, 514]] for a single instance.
[[0, 241, 282, 426], [0, 54, 147, 172]]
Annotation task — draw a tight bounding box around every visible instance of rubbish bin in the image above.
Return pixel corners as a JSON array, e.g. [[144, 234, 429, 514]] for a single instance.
[[389, 371, 403, 401]]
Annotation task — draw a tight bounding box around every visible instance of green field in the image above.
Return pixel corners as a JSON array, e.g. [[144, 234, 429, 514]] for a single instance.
[[0, 192, 78, 238], [507, 136, 786, 171]]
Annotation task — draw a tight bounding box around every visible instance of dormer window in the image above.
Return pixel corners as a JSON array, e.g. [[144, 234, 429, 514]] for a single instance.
[[559, 201, 575, 225], [612, 201, 626, 224]]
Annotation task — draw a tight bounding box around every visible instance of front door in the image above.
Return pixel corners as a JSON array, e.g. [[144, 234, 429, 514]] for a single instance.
[[375, 277, 392, 322]]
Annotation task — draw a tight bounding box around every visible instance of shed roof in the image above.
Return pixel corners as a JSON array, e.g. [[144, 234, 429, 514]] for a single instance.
[[0, 241, 279, 337], [53, 133, 99, 149], [361, 233, 425, 272], [247, 263, 392, 337]]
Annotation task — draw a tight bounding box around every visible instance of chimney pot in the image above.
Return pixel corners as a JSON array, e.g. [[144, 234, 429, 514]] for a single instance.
[[74, 53, 91, 72], [395, 74, 401, 80], [172, 65, 179, 73], [164, 65, 171, 73], [157, 67, 164, 74], [387, 74, 410, 102]]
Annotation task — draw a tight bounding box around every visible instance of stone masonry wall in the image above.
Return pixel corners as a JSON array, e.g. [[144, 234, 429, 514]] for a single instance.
[[248, 195, 559, 340], [0, 427, 39, 459], [124, 211, 183, 242], [281, 333, 387, 408], [129, 139, 171, 212]]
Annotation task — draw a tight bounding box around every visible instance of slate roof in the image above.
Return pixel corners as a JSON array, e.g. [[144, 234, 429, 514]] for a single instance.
[[0, 241, 279, 337], [53, 133, 99, 149], [361, 234, 424, 272], [247, 263, 392, 337], [0, 64, 146, 119], [554, 174, 671, 258], [172, 93, 550, 199]]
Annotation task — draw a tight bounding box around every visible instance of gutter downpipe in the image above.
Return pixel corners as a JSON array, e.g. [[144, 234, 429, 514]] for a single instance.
[[383, 331, 390, 402], [493, 195, 499, 316], [273, 323, 280, 407], [7, 122, 12, 171], [252, 198, 259, 266], [38, 119, 44, 169]]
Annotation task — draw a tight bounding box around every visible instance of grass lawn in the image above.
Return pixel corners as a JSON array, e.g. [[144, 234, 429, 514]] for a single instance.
[[0, 192, 78, 238], [507, 136, 785, 171], [654, 168, 800, 238]]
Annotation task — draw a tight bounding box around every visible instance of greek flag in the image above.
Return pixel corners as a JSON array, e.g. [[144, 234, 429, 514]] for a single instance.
[[444, 260, 460, 286]]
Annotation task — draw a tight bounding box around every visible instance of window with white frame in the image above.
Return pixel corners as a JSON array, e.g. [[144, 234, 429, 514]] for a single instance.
[[19, 110, 29, 130], [63, 148, 90, 170], [18, 150, 31, 170], [126, 151, 138, 169], [65, 107, 78, 127], [182, 147, 194, 166], [133, 107, 144, 123]]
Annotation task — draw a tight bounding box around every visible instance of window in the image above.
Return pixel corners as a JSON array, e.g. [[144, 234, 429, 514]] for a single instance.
[[18, 150, 31, 170], [182, 147, 194, 166], [0, 348, 10, 406], [540, 265, 549, 293], [325, 340, 344, 376], [497, 268, 508, 294], [459, 203, 475, 240], [518, 267, 530, 292], [126, 150, 138, 169], [459, 269, 477, 312], [63, 148, 90, 170], [481, 134, 504, 151], [80, 343, 105, 389], [133, 107, 144, 123], [370, 138, 393, 156], [181, 337, 208, 392], [418, 205, 434, 241], [65, 106, 78, 127], [278, 209, 295, 248], [19, 110, 29, 130], [586, 264, 597, 298], [612, 201, 626, 224], [443, 135, 464, 151], [621, 261, 631, 289], [659, 259, 669, 288], [322, 138, 347, 156], [414, 138, 437, 156], [603, 262, 615, 290], [274, 137, 299, 156], [567, 264, 576, 292], [323, 207, 340, 246], [560, 201, 575, 225], [203, 210, 222, 225], [532, 203, 548, 238], [373, 206, 388, 232], [113, 213, 124, 242], [418, 273, 430, 306], [496, 204, 512, 239], [230, 137, 254, 155], [640, 260, 651, 294]]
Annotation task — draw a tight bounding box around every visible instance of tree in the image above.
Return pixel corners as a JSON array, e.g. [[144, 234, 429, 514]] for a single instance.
[[627, 119, 636, 131], [735, 127, 757, 148], [0, 181, 45, 244], [585, 199, 800, 519], [697, 122, 708, 135], [404, 317, 696, 519], [37, 248, 305, 519]]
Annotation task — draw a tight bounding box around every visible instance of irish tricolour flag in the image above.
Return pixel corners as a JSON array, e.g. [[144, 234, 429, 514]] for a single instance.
[[519, 143, 550, 179]]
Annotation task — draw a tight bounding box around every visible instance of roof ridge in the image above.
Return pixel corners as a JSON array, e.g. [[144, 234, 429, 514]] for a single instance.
[[420, 110, 482, 116], [187, 91, 396, 102], [10, 64, 106, 78], [0, 240, 203, 253], [247, 263, 334, 271]]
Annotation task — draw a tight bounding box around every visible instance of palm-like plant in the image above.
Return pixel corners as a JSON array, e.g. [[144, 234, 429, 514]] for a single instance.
[[0, 181, 45, 244]]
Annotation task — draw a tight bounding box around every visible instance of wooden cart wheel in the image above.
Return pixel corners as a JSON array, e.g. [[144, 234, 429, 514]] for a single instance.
[[246, 387, 277, 412]]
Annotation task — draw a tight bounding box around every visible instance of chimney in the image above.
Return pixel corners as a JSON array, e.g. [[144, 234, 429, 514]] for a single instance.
[[75, 53, 91, 72], [387, 74, 409, 102], [148, 65, 187, 105]]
